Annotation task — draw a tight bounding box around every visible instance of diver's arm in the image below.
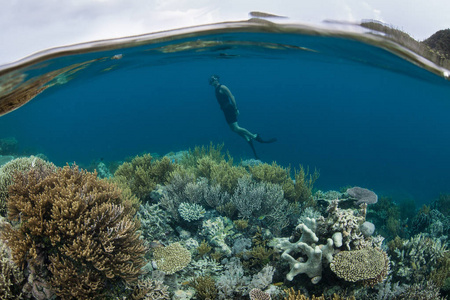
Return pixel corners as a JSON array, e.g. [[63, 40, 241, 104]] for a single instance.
[[221, 85, 238, 110]]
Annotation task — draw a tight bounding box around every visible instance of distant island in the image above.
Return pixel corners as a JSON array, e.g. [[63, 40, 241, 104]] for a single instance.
[[361, 20, 450, 71]]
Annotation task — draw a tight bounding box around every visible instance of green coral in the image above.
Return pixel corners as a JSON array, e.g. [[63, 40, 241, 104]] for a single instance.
[[293, 165, 320, 205], [189, 276, 218, 300], [179, 142, 225, 171], [114, 153, 177, 202], [248, 162, 296, 200], [430, 251, 450, 290]]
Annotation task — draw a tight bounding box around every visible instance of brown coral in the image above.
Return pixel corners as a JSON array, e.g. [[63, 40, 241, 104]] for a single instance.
[[153, 242, 191, 274], [0, 156, 55, 216], [1, 164, 147, 299], [114, 153, 177, 202], [283, 288, 355, 300], [0, 222, 25, 299], [330, 246, 389, 287]]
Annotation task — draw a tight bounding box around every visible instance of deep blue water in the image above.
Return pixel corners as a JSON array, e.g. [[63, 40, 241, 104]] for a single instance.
[[1, 24, 450, 205]]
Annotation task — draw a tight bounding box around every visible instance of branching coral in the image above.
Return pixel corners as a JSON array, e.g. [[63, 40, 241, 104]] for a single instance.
[[248, 162, 296, 201], [0, 229, 25, 299], [114, 153, 177, 202], [131, 279, 170, 300], [0, 155, 55, 216], [189, 275, 218, 300], [283, 288, 355, 300], [1, 164, 147, 299], [391, 233, 448, 284]]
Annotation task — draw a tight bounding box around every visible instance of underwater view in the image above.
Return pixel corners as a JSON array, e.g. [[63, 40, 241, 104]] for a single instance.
[[0, 20, 449, 299]]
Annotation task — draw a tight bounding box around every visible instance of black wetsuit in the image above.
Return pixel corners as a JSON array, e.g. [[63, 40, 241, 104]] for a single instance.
[[215, 84, 237, 124]]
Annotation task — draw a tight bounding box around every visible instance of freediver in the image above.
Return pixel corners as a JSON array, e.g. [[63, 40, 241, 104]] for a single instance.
[[209, 75, 276, 159]]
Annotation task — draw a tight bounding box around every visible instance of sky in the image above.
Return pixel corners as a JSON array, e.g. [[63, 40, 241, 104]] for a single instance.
[[1, 0, 449, 66]]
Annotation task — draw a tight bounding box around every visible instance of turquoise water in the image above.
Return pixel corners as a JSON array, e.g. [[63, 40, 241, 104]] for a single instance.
[[1, 21, 449, 205]]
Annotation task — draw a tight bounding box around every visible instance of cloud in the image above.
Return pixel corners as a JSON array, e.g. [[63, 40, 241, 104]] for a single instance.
[[0, 0, 449, 65]]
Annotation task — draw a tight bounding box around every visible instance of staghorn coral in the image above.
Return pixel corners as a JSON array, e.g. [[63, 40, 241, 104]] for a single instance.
[[248, 162, 296, 201], [0, 155, 55, 216], [200, 216, 236, 256], [283, 288, 356, 300], [0, 226, 25, 299], [231, 176, 290, 234], [330, 246, 390, 286], [137, 203, 174, 244], [178, 142, 225, 171], [196, 240, 212, 258], [395, 281, 446, 300], [114, 153, 176, 202], [178, 202, 206, 222], [293, 165, 319, 206], [234, 218, 249, 230], [391, 233, 448, 284], [131, 279, 170, 300], [152, 242, 191, 275], [1, 164, 147, 299], [189, 275, 218, 300]]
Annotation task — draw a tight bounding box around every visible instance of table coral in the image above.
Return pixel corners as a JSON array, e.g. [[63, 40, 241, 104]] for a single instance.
[[1, 164, 147, 299], [330, 246, 389, 286], [153, 242, 191, 275]]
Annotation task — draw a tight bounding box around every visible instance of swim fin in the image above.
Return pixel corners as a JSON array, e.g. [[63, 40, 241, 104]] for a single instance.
[[247, 140, 259, 159], [255, 134, 277, 143]]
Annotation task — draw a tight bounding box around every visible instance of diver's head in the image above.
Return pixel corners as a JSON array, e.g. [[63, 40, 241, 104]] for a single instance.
[[209, 75, 220, 86]]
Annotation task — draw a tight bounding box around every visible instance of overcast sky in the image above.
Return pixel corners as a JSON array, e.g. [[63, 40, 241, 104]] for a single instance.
[[1, 0, 449, 66]]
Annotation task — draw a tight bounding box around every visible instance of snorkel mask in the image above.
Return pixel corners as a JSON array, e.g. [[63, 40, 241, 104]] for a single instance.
[[209, 75, 219, 85]]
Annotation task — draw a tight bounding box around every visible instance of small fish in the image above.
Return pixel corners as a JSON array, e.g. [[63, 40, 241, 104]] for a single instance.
[[257, 215, 266, 221], [273, 282, 284, 286], [111, 54, 123, 60]]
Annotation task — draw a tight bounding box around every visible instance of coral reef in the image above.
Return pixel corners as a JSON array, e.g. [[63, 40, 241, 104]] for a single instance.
[[131, 279, 170, 300], [390, 233, 448, 284], [114, 153, 176, 202], [250, 288, 272, 300], [1, 164, 147, 299], [137, 203, 174, 244], [0, 156, 55, 216], [152, 242, 192, 275], [0, 225, 25, 299], [200, 216, 235, 256], [189, 275, 218, 300], [178, 202, 206, 222], [283, 288, 356, 300], [215, 257, 275, 299], [272, 199, 381, 284], [330, 246, 389, 286]]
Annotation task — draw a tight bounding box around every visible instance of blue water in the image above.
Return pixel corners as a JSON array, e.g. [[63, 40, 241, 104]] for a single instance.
[[1, 24, 450, 205]]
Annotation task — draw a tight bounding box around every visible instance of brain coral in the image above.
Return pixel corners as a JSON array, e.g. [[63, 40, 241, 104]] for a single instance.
[[330, 246, 389, 286], [153, 242, 191, 274], [1, 164, 147, 299]]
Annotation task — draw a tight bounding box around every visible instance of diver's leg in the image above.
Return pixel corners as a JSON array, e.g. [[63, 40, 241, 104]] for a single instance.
[[229, 123, 256, 141]]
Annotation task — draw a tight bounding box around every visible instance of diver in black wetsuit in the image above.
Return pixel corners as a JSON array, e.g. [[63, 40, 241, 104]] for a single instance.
[[209, 75, 276, 159]]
